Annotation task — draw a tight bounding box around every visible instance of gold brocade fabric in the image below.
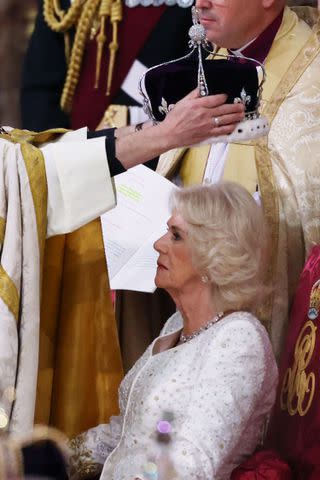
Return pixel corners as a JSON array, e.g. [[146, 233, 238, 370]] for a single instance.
[[20, 141, 48, 268], [36, 220, 123, 437], [0, 130, 49, 322], [2, 127, 123, 436], [0, 217, 6, 246], [0, 265, 20, 321], [0, 129, 48, 432]]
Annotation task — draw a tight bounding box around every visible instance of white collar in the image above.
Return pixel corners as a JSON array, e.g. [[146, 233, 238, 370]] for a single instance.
[[229, 36, 257, 57]]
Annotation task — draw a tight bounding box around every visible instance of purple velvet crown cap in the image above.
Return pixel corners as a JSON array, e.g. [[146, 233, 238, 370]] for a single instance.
[[141, 47, 260, 123]]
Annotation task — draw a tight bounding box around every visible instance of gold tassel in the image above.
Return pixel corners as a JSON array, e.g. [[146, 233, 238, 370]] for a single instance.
[[64, 32, 71, 62], [51, 0, 71, 62], [95, 0, 112, 89], [106, 0, 122, 96]]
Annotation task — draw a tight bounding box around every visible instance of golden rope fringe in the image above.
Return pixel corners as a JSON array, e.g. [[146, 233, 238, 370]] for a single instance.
[[107, 0, 122, 95], [43, 0, 123, 113], [44, 0, 83, 32], [95, 0, 111, 88], [61, 0, 101, 113]]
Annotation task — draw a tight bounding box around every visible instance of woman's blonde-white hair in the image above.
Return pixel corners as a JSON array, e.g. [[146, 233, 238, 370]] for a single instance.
[[170, 181, 271, 311]]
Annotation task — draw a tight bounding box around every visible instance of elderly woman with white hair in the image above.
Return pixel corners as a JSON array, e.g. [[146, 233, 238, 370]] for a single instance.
[[70, 181, 278, 480]]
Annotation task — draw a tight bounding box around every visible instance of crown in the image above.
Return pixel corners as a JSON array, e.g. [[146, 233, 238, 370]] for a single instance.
[[139, 7, 269, 143]]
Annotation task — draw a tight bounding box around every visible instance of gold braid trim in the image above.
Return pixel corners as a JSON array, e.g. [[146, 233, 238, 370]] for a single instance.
[[95, 0, 112, 88], [0, 266, 19, 322], [3, 129, 65, 268], [69, 434, 102, 480], [20, 143, 48, 267], [44, 0, 85, 58], [0, 218, 5, 247], [95, 0, 123, 94], [106, 0, 122, 95], [9, 128, 69, 145], [43, 0, 83, 32], [60, 0, 101, 113], [43, 0, 123, 113], [254, 139, 279, 334]]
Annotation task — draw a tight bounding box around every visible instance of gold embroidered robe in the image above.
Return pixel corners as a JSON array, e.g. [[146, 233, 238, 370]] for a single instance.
[[0, 128, 123, 436], [36, 154, 123, 437], [157, 6, 320, 358]]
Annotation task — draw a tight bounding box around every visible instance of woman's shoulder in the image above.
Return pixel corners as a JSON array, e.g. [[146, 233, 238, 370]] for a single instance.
[[202, 311, 273, 358], [218, 311, 269, 336]]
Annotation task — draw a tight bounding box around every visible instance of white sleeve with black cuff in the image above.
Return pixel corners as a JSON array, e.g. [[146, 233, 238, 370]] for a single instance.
[[41, 128, 116, 238]]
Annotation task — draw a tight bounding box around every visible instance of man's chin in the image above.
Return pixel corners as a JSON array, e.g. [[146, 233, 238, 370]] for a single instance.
[[200, 23, 221, 44], [202, 30, 230, 49]]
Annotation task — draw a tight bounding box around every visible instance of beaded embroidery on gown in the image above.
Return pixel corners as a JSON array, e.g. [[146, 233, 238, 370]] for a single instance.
[[70, 311, 278, 480]]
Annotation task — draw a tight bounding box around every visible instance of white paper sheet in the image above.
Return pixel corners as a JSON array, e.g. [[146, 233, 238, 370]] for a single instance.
[[101, 165, 175, 292]]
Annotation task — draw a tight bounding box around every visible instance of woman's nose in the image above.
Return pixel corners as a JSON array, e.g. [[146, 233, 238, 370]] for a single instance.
[[154, 233, 168, 254]]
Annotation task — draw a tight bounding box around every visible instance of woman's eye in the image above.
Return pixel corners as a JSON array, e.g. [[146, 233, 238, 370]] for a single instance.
[[166, 226, 182, 241], [172, 231, 182, 241]]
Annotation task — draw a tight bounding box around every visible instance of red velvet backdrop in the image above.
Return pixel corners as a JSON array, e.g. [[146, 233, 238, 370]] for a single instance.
[[267, 246, 320, 479]]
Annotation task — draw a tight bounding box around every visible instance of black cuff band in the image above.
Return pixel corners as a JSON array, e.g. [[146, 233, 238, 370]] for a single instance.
[[87, 128, 115, 139], [104, 128, 126, 177], [87, 128, 126, 177]]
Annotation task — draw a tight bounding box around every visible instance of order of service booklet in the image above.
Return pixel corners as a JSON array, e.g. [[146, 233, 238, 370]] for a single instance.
[[100, 165, 175, 293]]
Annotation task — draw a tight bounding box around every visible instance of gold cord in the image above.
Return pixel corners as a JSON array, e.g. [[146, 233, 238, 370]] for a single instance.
[[44, 0, 83, 32], [106, 0, 122, 95], [43, 0, 123, 113], [60, 0, 101, 112], [95, 0, 112, 88]]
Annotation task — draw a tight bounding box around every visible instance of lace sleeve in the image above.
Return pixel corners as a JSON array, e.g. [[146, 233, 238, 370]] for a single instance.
[[69, 415, 123, 479]]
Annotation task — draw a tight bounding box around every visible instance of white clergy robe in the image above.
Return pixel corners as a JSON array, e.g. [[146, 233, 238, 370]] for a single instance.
[[0, 127, 117, 434]]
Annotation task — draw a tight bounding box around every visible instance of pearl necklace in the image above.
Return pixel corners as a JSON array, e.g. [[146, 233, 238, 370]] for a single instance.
[[179, 312, 225, 343]]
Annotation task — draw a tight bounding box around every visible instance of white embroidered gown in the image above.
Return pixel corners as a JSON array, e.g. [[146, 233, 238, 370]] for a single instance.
[[71, 311, 278, 479]]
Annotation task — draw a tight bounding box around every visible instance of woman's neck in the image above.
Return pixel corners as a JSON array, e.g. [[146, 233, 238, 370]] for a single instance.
[[169, 284, 218, 336]]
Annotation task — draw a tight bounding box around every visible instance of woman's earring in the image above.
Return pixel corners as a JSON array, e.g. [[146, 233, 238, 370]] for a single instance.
[[201, 274, 209, 284]]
